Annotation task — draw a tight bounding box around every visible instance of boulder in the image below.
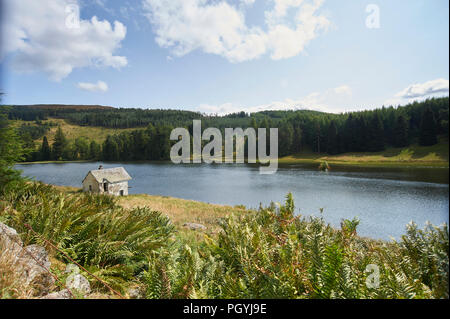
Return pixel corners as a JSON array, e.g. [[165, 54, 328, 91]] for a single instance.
[[183, 223, 207, 231], [1, 223, 55, 296], [16, 244, 56, 296], [66, 273, 91, 295], [65, 263, 80, 275], [0, 222, 23, 256]]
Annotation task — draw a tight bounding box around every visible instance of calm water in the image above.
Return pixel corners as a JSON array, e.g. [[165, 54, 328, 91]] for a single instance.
[[15, 162, 449, 240]]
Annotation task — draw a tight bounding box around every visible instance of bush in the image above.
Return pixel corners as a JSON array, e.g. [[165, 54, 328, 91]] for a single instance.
[[144, 193, 448, 299], [0, 183, 175, 290]]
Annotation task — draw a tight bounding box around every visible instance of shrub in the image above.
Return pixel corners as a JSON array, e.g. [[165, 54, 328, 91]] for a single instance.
[[0, 183, 175, 289]]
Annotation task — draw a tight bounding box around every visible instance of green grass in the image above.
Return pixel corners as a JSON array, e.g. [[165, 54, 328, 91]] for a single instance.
[[279, 138, 449, 168]]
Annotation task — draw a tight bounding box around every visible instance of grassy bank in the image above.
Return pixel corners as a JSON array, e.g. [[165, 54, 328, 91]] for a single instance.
[[17, 141, 450, 169], [279, 139, 449, 168], [59, 186, 252, 234]]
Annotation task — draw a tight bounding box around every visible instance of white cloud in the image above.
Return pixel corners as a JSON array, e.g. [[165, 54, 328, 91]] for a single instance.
[[240, 0, 256, 6], [197, 93, 327, 115], [196, 85, 352, 115], [333, 85, 352, 96], [77, 81, 109, 92], [1, 0, 128, 81], [395, 78, 449, 99], [142, 0, 330, 62], [385, 78, 449, 106]]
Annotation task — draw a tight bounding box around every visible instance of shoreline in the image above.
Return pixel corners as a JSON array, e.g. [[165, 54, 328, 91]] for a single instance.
[[54, 185, 252, 234], [15, 158, 450, 169]]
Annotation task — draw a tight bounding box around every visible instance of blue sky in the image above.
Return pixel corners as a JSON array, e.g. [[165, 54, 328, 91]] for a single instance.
[[1, 0, 448, 114]]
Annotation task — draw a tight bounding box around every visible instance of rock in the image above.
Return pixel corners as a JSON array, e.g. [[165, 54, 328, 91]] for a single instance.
[[65, 263, 80, 275], [66, 273, 91, 295], [40, 289, 72, 299], [16, 244, 56, 296], [0, 222, 22, 246], [0, 222, 23, 256], [127, 287, 145, 299], [183, 223, 207, 231], [0, 223, 55, 296]]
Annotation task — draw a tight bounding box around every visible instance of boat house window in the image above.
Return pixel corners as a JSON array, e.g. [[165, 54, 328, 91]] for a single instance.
[[104, 183, 108, 192], [89, 185, 92, 192]]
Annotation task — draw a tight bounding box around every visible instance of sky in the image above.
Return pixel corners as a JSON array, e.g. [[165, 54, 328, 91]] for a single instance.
[[0, 0, 449, 115]]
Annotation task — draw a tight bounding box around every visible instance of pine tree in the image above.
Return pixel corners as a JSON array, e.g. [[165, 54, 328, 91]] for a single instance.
[[292, 124, 302, 153], [326, 121, 339, 155], [102, 136, 120, 161], [419, 106, 438, 146], [356, 116, 369, 152], [0, 95, 26, 189], [20, 132, 36, 161], [394, 115, 409, 147], [343, 114, 357, 152], [52, 126, 67, 160], [314, 122, 322, 153], [367, 113, 385, 152], [89, 141, 101, 160], [279, 122, 294, 157], [74, 137, 90, 160], [40, 136, 51, 160]]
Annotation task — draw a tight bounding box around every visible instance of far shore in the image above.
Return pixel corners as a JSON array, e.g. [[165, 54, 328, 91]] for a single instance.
[[16, 158, 449, 169]]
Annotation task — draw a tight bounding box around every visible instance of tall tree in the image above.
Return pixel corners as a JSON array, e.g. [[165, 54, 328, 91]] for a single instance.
[[356, 116, 369, 151], [279, 121, 294, 157], [40, 136, 51, 161], [0, 94, 27, 191], [419, 106, 438, 146], [102, 136, 120, 161], [314, 122, 321, 153], [52, 126, 68, 160], [394, 115, 409, 147], [343, 114, 357, 152], [74, 137, 90, 160], [326, 121, 338, 155], [89, 141, 101, 160], [292, 123, 302, 153], [20, 132, 37, 161], [367, 113, 385, 152]]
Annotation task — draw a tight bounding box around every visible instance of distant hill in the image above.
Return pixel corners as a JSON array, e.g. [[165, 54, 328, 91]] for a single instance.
[[8, 104, 114, 111]]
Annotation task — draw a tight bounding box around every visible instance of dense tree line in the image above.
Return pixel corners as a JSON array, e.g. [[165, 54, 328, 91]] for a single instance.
[[274, 97, 448, 156], [8, 97, 449, 162], [8, 106, 202, 129], [32, 124, 173, 162]]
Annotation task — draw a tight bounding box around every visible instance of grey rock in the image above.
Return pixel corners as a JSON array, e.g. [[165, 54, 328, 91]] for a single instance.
[[127, 287, 145, 299], [16, 244, 55, 296], [66, 273, 91, 294], [0, 223, 55, 296], [0, 222, 23, 256], [183, 223, 207, 231], [65, 263, 80, 275], [40, 289, 72, 299], [0, 222, 22, 246]]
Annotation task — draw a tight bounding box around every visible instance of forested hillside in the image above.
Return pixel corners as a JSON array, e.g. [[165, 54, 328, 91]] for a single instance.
[[3, 97, 449, 162]]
